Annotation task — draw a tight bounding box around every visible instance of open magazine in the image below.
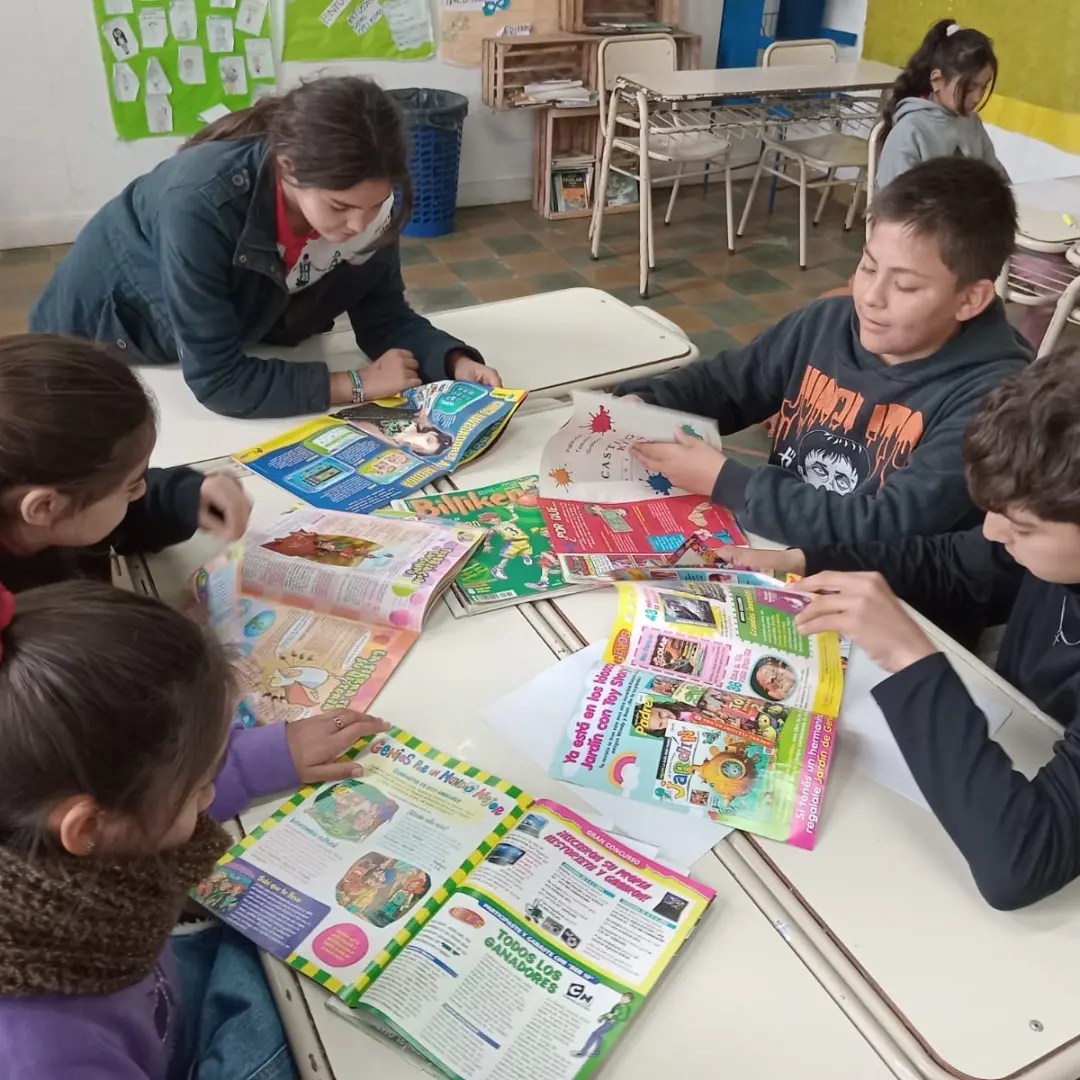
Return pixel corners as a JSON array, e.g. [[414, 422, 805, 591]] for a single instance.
[[537, 391, 746, 580], [391, 475, 588, 613], [234, 381, 526, 515], [199, 729, 714, 1078], [194, 508, 483, 723], [549, 581, 843, 849]]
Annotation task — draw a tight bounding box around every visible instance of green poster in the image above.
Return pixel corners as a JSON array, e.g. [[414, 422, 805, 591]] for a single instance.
[[283, 0, 435, 62], [93, 0, 277, 141]]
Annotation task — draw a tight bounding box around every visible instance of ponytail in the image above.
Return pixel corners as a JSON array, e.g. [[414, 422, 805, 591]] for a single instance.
[[179, 77, 413, 251], [881, 18, 998, 137]]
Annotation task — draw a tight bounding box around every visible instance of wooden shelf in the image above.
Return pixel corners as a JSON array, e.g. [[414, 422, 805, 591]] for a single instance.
[[559, 0, 680, 32]]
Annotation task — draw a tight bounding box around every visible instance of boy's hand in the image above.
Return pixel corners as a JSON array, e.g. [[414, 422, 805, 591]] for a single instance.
[[714, 545, 806, 577], [631, 429, 726, 496], [360, 349, 422, 400], [620, 394, 645, 404], [794, 571, 937, 673], [449, 351, 502, 388], [285, 710, 390, 784], [198, 473, 252, 541]]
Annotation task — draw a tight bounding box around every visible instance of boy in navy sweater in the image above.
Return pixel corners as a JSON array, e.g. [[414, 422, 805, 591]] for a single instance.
[[722, 350, 1080, 910], [619, 159, 1032, 546]]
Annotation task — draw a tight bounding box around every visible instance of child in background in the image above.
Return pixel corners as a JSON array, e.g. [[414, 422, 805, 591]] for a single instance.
[[716, 349, 1080, 910], [0, 580, 388, 1076], [877, 18, 1075, 350], [0, 334, 250, 594], [618, 159, 1031, 547], [31, 77, 499, 420]]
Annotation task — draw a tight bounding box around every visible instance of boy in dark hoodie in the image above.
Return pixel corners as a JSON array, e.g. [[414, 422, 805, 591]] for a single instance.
[[618, 158, 1032, 546], [718, 349, 1080, 910]]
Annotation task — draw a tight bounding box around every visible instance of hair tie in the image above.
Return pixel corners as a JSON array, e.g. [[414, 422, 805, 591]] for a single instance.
[[0, 586, 15, 662], [946, 23, 962, 36]]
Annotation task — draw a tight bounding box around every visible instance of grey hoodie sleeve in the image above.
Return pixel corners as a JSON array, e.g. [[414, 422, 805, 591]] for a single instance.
[[875, 125, 925, 190]]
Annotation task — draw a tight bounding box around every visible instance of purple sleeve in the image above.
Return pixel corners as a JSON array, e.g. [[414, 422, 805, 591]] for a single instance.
[[209, 725, 300, 821]]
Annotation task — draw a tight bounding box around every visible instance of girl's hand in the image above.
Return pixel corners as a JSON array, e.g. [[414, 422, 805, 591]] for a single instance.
[[449, 352, 502, 388], [713, 546, 806, 577], [360, 349, 422, 400], [285, 710, 390, 784], [198, 473, 252, 541]]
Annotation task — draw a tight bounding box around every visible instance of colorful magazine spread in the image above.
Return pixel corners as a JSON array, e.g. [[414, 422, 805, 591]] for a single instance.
[[537, 391, 746, 580], [392, 475, 587, 612], [199, 729, 714, 1078], [549, 581, 842, 849], [194, 508, 484, 723], [234, 381, 526, 514]]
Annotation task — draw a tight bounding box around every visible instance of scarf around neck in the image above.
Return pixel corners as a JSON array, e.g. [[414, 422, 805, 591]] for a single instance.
[[0, 815, 230, 997]]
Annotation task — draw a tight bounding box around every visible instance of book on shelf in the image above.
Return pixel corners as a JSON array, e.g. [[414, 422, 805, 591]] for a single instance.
[[553, 166, 592, 212], [193, 509, 485, 725], [195, 728, 714, 1078], [604, 172, 639, 207]]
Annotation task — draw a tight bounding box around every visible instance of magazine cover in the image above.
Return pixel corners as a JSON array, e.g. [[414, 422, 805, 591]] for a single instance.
[[393, 475, 584, 610], [235, 382, 526, 514]]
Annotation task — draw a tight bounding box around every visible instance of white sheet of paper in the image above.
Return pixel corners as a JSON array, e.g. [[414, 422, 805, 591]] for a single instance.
[[112, 61, 140, 103], [235, 0, 268, 35], [178, 44, 207, 85], [102, 17, 139, 60], [319, 0, 351, 27], [218, 55, 248, 96], [198, 102, 233, 124], [104, 0, 134, 14], [169, 1, 198, 41], [379, 0, 433, 50], [138, 7, 168, 48], [347, 0, 383, 36], [250, 83, 276, 102], [144, 56, 173, 95], [839, 646, 1014, 808], [145, 94, 174, 134], [209, 0, 237, 6], [243, 37, 274, 79], [481, 644, 730, 871], [206, 15, 235, 52]]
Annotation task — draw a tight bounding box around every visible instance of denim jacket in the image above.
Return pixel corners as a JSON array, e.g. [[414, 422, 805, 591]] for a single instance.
[[31, 138, 480, 419]]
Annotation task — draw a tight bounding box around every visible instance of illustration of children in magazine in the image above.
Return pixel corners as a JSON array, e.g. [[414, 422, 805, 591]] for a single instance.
[[306, 780, 400, 841]]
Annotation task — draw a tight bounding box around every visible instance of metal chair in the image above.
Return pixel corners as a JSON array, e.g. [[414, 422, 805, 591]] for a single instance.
[[863, 119, 885, 239]]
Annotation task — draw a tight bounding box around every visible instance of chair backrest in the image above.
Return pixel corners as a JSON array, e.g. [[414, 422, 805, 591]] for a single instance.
[[864, 119, 886, 238], [762, 38, 838, 67], [596, 34, 678, 136]]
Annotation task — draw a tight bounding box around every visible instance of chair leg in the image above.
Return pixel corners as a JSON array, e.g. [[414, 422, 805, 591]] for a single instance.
[[1037, 275, 1080, 358], [813, 168, 835, 227], [647, 181, 656, 270], [724, 155, 735, 254], [637, 95, 652, 297], [737, 152, 766, 239], [590, 91, 619, 258], [664, 162, 684, 225], [844, 174, 863, 231], [798, 160, 808, 270]]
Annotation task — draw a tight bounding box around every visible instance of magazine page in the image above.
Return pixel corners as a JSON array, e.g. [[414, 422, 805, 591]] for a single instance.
[[239, 507, 481, 631], [542, 497, 747, 580], [605, 581, 843, 715], [549, 659, 836, 849], [350, 799, 714, 1078], [393, 476, 583, 608], [197, 730, 530, 1004], [234, 382, 526, 514], [538, 390, 722, 503]]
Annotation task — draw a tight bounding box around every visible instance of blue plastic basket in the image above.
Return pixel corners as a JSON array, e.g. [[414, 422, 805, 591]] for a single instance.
[[389, 88, 468, 239]]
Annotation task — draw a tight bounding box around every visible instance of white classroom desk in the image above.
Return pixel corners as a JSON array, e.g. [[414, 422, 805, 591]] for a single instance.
[[444, 403, 1080, 1080], [138, 288, 693, 470], [133, 462, 893, 1080], [1014, 176, 1080, 251]]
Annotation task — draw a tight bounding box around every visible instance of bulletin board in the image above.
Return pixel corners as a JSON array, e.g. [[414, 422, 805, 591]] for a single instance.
[[863, 0, 1080, 154], [439, 0, 561, 68], [282, 0, 436, 62], [94, 0, 276, 141]]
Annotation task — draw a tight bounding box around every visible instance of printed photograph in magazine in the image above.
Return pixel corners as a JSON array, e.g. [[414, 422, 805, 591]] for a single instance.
[[394, 475, 585, 611], [537, 391, 746, 579], [234, 382, 526, 514], [549, 582, 843, 848]]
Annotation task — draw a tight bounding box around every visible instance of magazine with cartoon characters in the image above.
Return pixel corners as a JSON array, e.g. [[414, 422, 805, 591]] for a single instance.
[[193, 507, 485, 722], [234, 381, 527, 515], [390, 475, 589, 613], [200, 729, 714, 1079], [549, 581, 843, 849], [537, 391, 747, 581]]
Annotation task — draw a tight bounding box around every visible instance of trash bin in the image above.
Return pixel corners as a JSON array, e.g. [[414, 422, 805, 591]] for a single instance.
[[388, 88, 469, 239]]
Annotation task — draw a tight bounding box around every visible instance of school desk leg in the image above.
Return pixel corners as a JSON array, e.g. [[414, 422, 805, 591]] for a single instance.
[[724, 154, 735, 254], [798, 159, 808, 270], [637, 91, 652, 296]]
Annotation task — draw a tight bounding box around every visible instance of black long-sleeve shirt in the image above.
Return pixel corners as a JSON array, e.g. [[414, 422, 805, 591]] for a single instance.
[[804, 527, 1080, 909]]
